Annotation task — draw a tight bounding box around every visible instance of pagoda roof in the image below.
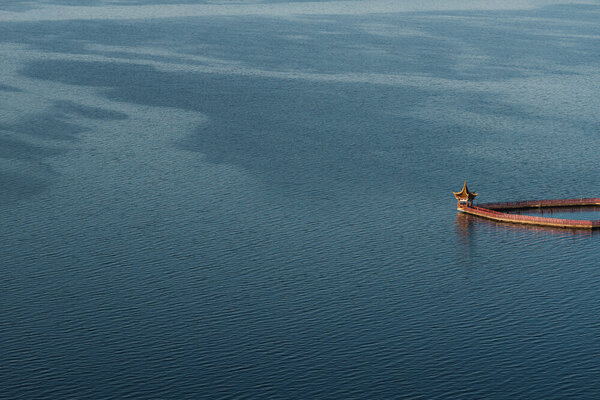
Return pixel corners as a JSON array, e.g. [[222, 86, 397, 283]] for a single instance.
[[453, 181, 478, 200]]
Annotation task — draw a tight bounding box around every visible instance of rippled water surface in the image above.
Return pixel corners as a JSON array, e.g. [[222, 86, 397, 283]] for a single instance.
[[2, 1, 600, 399]]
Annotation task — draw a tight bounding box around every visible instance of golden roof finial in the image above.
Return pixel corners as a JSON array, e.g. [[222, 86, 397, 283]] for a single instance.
[[453, 181, 478, 201]]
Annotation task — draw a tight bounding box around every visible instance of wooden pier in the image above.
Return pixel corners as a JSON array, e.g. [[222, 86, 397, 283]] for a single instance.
[[453, 182, 600, 229]]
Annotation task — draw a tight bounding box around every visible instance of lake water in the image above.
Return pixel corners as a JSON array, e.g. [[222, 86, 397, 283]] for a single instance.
[[2, 1, 600, 399]]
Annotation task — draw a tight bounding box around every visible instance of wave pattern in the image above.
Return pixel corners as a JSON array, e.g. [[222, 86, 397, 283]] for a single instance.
[[2, 1, 600, 399]]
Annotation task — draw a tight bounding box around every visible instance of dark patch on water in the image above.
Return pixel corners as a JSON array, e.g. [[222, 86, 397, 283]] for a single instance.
[[4, 7, 598, 79], [0, 114, 86, 141], [20, 59, 432, 191], [0, 135, 65, 160], [0, 169, 53, 203], [0, 83, 21, 92], [20, 56, 598, 200]]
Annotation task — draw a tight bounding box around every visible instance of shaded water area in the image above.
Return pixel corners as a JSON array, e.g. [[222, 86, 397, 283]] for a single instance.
[[2, 1, 600, 399]]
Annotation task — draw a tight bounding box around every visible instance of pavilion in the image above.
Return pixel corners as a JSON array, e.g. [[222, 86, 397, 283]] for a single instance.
[[453, 181, 477, 208]]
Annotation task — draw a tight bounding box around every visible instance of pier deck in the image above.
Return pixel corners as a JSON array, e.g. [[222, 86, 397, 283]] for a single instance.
[[459, 198, 600, 229]]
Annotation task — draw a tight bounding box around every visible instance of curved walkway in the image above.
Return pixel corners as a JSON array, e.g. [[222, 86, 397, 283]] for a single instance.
[[459, 198, 600, 229]]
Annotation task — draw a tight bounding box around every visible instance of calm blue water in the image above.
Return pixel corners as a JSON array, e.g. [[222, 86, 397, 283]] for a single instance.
[[2, 1, 600, 399]]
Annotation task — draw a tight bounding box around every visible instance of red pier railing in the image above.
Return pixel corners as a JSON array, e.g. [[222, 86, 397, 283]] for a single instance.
[[460, 198, 600, 229]]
